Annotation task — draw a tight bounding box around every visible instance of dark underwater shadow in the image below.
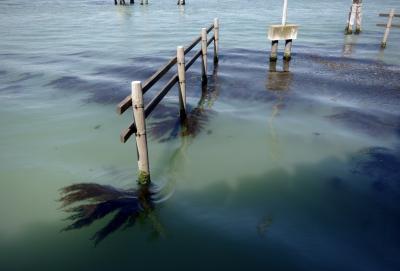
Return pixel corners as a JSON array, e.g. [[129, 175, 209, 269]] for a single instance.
[[147, 64, 220, 142], [59, 183, 165, 246]]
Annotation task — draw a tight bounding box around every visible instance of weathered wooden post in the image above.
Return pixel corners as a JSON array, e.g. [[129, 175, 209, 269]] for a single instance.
[[345, 0, 362, 34], [213, 18, 219, 64], [381, 9, 395, 48], [130, 0, 134, 4], [268, 0, 298, 63], [201, 28, 208, 83], [177, 0, 185, 5], [283, 39, 292, 61], [115, 0, 117, 5], [177, 46, 187, 119], [131, 81, 150, 185]]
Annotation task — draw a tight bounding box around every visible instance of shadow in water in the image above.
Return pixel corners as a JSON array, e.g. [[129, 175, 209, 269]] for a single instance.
[[148, 64, 220, 142], [58, 67, 215, 244], [59, 183, 165, 246]]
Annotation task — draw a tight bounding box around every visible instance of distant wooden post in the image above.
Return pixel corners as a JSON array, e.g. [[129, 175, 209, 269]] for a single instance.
[[177, 46, 187, 119], [345, 0, 362, 34], [177, 0, 185, 5], [132, 81, 150, 185], [201, 28, 208, 83], [381, 9, 395, 48], [213, 18, 219, 64], [130, 0, 134, 4]]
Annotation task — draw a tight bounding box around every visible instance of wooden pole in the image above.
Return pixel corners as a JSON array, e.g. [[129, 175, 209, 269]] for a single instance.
[[345, 6, 353, 34], [213, 18, 219, 64], [355, 3, 362, 33], [382, 9, 395, 48], [177, 46, 187, 119], [270, 40, 278, 62], [283, 39, 292, 61], [201, 28, 208, 83], [115, 0, 118, 5], [131, 81, 150, 185], [282, 0, 288, 25], [130, 0, 134, 4]]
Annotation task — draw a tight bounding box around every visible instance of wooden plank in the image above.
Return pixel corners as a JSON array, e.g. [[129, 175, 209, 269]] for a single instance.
[[377, 23, 400, 28], [120, 122, 137, 143], [117, 57, 177, 115], [145, 75, 179, 118], [117, 23, 214, 115], [186, 49, 202, 70], [379, 13, 400, 17]]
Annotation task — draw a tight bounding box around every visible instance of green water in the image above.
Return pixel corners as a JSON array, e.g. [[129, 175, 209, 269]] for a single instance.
[[1, 0, 400, 270]]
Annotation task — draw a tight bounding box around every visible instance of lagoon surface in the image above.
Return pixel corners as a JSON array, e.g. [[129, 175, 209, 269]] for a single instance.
[[1, 0, 400, 270]]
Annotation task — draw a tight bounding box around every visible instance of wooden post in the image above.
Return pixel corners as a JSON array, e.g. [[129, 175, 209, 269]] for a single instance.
[[130, 0, 134, 4], [213, 18, 219, 64], [115, 0, 117, 5], [345, 6, 352, 34], [355, 3, 362, 34], [201, 28, 208, 83], [283, 39, 292, 61], [131, 81, 150, 185], [382, 9, 395, 48], [177, 0, 185, 5], [177, 46, 187, 119], [270, 40, 278, 62]]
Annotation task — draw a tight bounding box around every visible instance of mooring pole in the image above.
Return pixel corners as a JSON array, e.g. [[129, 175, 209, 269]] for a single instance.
[[283, 39, 292, 61], [201, 28, 208, 83], [282, 0, 288, 25], [132, 81, 150, 185], [177, 46, 187, 119], [270, 40, 279, 62], [382, 9, 395, 48], [213, 18, 219, 64]]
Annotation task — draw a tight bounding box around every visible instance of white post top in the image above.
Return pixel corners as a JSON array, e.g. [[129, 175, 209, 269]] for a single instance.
[[282, 0, 288, 25]]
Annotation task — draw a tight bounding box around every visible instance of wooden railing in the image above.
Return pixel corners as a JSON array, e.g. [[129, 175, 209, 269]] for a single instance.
[[117, 18, 220, 184], [377, 9, 399, 48]]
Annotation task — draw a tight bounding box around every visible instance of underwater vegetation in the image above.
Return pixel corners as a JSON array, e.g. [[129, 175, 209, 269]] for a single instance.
[[59, 183, 164, 246]]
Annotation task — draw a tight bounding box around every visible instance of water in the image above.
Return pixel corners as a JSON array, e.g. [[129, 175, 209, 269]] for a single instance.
[[1, 0, 400, 270]]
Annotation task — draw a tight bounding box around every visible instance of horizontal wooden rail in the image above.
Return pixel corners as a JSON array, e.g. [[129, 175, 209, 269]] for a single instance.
[[119, 18, 220, 184], [120, 36, 216, 143], [377, 23, 400, 28], [379, 13, 400, 17], [117, 24, 214, 115]]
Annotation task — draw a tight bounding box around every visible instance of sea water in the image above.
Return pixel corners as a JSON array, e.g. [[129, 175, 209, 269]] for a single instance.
[[1, 0, 400, 270]]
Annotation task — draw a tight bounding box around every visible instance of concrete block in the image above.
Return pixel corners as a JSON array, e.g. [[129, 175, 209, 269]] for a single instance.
[[268, 24, 299, 41]]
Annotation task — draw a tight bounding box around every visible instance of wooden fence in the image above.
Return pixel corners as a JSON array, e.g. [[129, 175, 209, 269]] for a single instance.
[[377, 9, 400, 48], [117, 18, 220, 184]]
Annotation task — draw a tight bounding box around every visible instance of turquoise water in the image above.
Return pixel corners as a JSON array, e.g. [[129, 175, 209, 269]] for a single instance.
[[1, 0, 400, 270]]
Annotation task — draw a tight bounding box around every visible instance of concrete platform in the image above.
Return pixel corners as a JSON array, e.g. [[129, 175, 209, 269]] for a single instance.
[[268, 24, 299, 40]]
